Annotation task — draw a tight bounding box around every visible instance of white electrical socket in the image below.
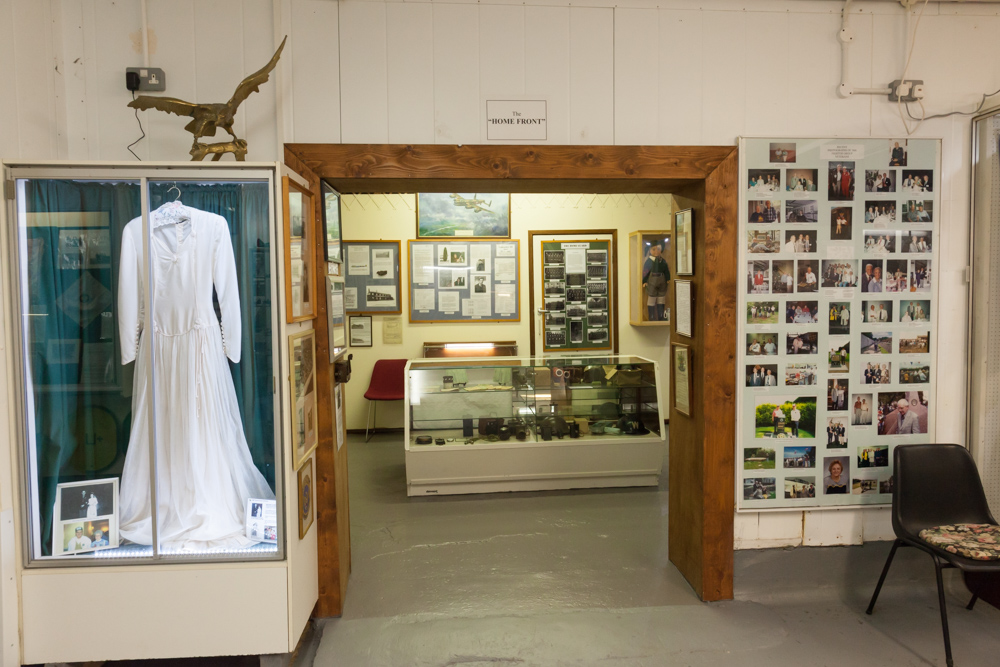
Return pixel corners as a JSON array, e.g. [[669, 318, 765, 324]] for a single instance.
[[888, 79, 924, 103]]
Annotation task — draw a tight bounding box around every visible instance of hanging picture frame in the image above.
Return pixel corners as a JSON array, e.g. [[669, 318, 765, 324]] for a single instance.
[[283, 177, 316, 323], [675, 208, 694, 276], [672, 344, 693, 417], [297, 457, 314, 539], [416, 193, 511, 238], [349, 315, 373, 347], [289, 329, 318, 469], [321, 181, 343, 265]]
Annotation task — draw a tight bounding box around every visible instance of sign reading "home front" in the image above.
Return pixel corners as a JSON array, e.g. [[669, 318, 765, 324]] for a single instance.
[[486, 100, 547, 141]]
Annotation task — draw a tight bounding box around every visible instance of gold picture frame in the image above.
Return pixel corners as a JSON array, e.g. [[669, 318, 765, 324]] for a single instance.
[[297, 456, 314, 539], [289, 329, 318, 469], [416, 193, 512, 238], [672, 343, 693, 417], [283, 176, 316, 323]]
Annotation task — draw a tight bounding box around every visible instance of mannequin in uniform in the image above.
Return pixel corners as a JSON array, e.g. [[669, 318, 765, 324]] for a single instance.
[[641, 241, 671, 321]]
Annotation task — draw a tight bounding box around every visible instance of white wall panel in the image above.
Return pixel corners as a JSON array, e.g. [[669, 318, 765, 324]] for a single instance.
[[11, 0, 59, 159], [386, 2, 434, 144], [339, 0, 388, 143], [569, 7, 613, 144], [242, 0, 278, 160], [803, 509, 863, 547], [656, 10, 703, 145], [0, 0, 21, 159], [700, 9, 745, 145], [614, 8, 658, 145], [93, 0, 145, 161], [195, 1, 246, 141], [479, 5, 524, 99], [141, 0, 197, 161], [289, 0, 341, 144], [433, 3, 480, 144], [525, 6, 569, 145]]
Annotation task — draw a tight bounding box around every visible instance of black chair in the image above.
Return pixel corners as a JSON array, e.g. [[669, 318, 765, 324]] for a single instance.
[[866, 444, 1000, 667]]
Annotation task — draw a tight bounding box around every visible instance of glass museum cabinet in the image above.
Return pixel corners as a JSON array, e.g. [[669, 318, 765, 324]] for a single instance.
[[0, 162, 319, 664], [404, 355, 666, 496]]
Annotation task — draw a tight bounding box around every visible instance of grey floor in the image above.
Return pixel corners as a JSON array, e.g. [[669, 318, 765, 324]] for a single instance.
[[306, 432, 1000, 667]]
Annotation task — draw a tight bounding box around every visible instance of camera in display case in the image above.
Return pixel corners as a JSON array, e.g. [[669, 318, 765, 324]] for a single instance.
[[404, 356, 666, 496]]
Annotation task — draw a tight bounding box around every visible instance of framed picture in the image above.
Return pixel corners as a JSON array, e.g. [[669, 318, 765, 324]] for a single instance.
[[283, 176, 316, 323], [672, 344, 693, 417], [675, 280, 693, 338], [52, 478, 119, 556], [326, 276, 347, 361], [675, 208, 694, 276], [322, 181, 343, 265], [289, 329, 318, 469], [297, 457, 314, 539], [343, 240, 402, 315], [349, 315, 373, 347], [417, 193, 511, 238], [245, 498, 278, 544]]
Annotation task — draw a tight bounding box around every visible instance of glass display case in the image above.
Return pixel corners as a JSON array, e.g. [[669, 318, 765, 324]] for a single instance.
[[628, 230, 672, 325], [404, 355, 665, 495]]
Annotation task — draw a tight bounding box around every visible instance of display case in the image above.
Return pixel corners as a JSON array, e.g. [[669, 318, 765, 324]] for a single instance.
[[404, 355, 666, 495], [628, 230, 672, 325]]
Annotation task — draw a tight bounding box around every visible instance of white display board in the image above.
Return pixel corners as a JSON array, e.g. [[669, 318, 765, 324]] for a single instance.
[[737, 137, 940, 510]]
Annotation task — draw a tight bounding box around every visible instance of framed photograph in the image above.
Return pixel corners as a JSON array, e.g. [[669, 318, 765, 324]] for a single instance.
[[417, 193, 511, 238], [52, 478, 119, 556], [289, 329, 318, 470], [672, 344, 692, 416], [297, 457, 314, 539], [675, 280, 693, 337], [675, 209, 694, 276], [326, 277, 347, 361], [245, 498, 278, 544], [283, 177, 316, 323], [322, 181, 343, 264], [349, 315, 373, 347]]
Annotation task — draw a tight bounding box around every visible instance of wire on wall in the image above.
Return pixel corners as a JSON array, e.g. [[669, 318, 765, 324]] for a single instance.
[[127, 91, 145, 161], [896, 0, 930, 136]]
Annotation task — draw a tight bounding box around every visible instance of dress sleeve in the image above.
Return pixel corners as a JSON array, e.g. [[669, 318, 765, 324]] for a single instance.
[[213, 219, 242, 363], [118, 228, 142, 364]]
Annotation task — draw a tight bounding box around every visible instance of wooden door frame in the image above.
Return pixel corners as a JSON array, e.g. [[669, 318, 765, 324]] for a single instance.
[[285, 143, 739, 602]]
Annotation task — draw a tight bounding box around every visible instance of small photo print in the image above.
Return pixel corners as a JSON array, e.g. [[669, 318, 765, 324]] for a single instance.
[[787, 331, 818, 355], [830, 207, 853, 241], [863, 231, 896, 255], [902, 169, 933, 193], [851, 393, 874, 426], [544, 282, 565, 296], [544, 250, 565, 264], [771, 260, 794, 294], [545, 297, 565, 312], [786, 168, 818, 192], [784, 445, 816, 469], [884, 259, 909, 292], [744, 447, 776, 470], [545, 312, 566, 328], [748, 169, 781, 193], [865, 201, 897, 226], [785, 199, 818, 223], [858, 445, 889, 468], [828, 337, 850, 374], [865, 169, 895, 193], [748, 200, 781, 223], [59, 480, 115, 521], [746, 363, 779, 387], [861, 331, 893, 354], [587, 328, 609, 343], [828, 302, 852, 335], [567, 273, 586, 286], [544, 266, 565, 281], [796, 260, 818, 292], [747, 301, 779, 324], [828, 162, 856, 201], [587, 282, 608, 296], [880, 477, 895, 494], [902, 230, 932, 254], [785, 362, 818, 386], [748, 230, 782, 254], [889, 139, 908, 166], [899, 299, 930, 323], [823, 456, 851, 494], [911, 259, 931, 292], [853, 477, 880, 495], [587, 250, 607, 264], [747, 332, 779, 356], [827, 378, 849, 411], [473, 275, 488, 294], [61, 520, 113, 553], [587, 313, 608, 327], [899, 331, 930, 354], [862, 300, 893, 324], [878, 391, 928, 435], [864, 361, 892, 385], [785, 301, 819, 324], [827, 418, 848, 449], [754, 395, 817, 439], [900, 361, 930, 384], [566, 288, 587, 302], [785, 476, 816, 499], [770, 142, 797, 163], [748, 260, 772, 295], [821, 260, 858, 289], [744, 477, 777, 500], [569, 320, 583, 344], [587, 296, 607, 310], [566, 305, 586, 318], [902, 199, 933, 223], [784, 230, 816, 254], [860, 260, 884, 293]]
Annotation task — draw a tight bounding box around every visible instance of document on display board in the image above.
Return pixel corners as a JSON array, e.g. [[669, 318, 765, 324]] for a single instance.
[[494, 284, 516, 315], [494, 257, 516, 282], [344, 287, 358, 311], [496, 242, 516, 257], [371, 248, 394, 279], [463, 298, 492, 318], [348, 245, 370, 276], [439, 291, 460, 313], [411, 244, 435, 284], [413, 288, 435, 312], [564, 247, 586, 274], [470, 245, 491, 274]]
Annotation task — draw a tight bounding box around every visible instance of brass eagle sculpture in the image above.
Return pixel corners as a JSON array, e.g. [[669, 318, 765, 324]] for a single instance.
[[128, 36, 286, 161]]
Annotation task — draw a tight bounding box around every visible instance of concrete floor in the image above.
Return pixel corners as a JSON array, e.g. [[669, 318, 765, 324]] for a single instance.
[[309, 432, 1000, 667]]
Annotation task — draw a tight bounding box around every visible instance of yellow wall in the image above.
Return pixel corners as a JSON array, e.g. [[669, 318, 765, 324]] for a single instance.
[[341, 193, 675, 431]]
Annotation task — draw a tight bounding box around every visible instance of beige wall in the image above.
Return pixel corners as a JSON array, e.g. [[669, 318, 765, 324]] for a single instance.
[[341, 193, 675, 432]]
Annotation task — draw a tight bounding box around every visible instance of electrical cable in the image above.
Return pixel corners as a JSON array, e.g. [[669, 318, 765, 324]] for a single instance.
[[127, 90, 145, 161], [904, 86, 1000, 122], [897, 0, 930, 136]]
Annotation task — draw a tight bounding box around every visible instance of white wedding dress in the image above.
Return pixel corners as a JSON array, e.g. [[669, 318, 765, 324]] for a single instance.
[[118, 202, 274, 550]]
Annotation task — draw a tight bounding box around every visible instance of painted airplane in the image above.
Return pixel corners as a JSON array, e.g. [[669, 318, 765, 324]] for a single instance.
[[449, 193, 493, 213]]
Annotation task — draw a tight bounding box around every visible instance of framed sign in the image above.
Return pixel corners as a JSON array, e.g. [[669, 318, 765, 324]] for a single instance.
[[675, 209, 694, 276], [539, 239, 612, 352], [349, 315, 373, 347], [326, 277, 347, 361], [417, 193, 511, 238], [297, 457, 314, 539], [283, 177, 316, 323], [675, 280, 693, 338], [672, 344, 692, 417], [289, 329, 318, 469], [343, 240, 402, 315], [322, 181, 343, 265]]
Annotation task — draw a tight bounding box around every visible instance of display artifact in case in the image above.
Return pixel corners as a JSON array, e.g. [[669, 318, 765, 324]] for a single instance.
[[404, 355, 666, 495], [629, 231, 672, 325]]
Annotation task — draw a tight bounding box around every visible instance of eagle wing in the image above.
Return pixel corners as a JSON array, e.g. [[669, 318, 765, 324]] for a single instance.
[[226, 36, 287, 110], [127, 95, 201, 118]]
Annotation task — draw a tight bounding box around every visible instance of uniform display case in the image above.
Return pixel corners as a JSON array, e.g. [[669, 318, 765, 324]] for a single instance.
[[628, 230, 672, 325], [404, 355, 665, 495]]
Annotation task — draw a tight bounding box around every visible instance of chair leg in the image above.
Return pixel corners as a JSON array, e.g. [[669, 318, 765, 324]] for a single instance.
[[933, 558, 954, 667], [866, 539, 901, 615], [365, 400, 374, 443], [966, 593, 978, 611]]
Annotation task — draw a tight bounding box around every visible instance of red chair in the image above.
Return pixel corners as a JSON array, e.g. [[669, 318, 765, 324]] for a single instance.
[[364, 359, 407, 442]]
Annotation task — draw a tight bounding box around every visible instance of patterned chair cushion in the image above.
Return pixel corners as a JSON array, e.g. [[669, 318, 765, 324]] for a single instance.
[[918, 524, 1000, 561]]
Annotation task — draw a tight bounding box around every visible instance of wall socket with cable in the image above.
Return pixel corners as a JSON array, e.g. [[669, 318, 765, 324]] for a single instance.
[[125, 67, 166, 92], [888, 79, 925, 103]]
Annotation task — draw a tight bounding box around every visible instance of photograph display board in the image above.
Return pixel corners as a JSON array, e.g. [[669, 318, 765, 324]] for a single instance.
[[343, 240, 402, 315], [408, 240, 520, 323], [540, 239, 612, 352], [738, 137, 939, 510]]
